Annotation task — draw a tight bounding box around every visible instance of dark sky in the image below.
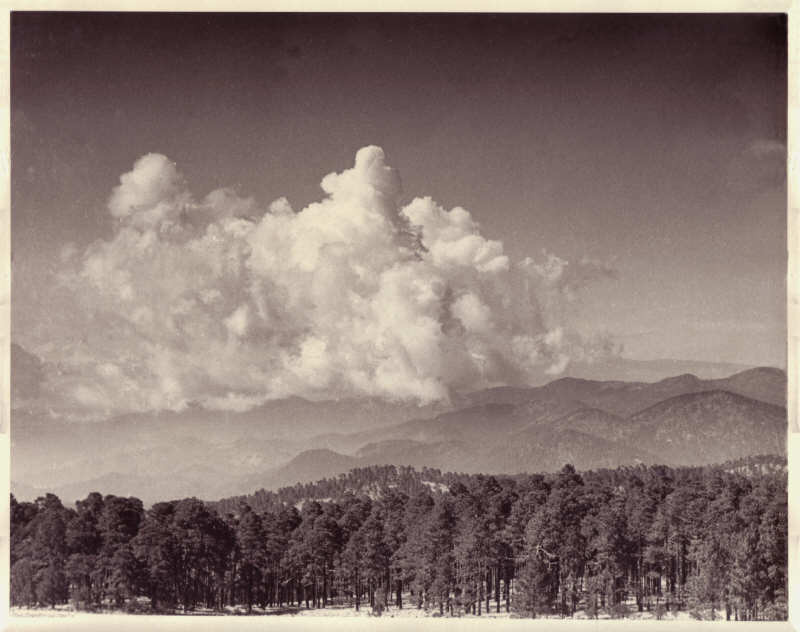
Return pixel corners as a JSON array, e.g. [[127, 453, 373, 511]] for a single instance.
[[10, 13, 787, 415]]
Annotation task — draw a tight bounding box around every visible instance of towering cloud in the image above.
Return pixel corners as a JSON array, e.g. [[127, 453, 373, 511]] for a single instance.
[[41, 146, 616, 416]]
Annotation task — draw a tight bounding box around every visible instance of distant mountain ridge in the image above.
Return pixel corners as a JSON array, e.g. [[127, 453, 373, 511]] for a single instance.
[[460, 366, 786, 415], [563, 357, 758, 383], [11, 366, 787, 504]]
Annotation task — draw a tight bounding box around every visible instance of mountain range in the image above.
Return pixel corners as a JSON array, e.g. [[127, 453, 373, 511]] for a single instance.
[[11, 366, 787, 505]]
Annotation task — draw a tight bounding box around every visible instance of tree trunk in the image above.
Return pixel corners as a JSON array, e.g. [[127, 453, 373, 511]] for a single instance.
[[396, 579, 402, 609], [369, 579, 374, 608], [486, 569, 491, 614], [495, 564, 501, 613]]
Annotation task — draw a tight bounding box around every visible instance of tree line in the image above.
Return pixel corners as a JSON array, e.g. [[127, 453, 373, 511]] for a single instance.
[[212, 464, 456, 515], [10, 461, 787, 620]]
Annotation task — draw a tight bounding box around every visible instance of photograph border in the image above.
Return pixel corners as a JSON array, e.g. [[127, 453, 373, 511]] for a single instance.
[[0, 3, 795, 631]]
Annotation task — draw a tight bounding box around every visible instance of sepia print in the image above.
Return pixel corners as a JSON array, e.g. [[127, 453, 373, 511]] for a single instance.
[[7, 11, 790, 629]]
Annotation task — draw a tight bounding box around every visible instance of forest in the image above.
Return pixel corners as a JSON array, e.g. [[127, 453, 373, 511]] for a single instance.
[[10, 460, 787, 620]]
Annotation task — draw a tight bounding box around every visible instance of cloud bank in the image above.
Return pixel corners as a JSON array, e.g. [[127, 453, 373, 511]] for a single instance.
[[39, 146, 616, 416]]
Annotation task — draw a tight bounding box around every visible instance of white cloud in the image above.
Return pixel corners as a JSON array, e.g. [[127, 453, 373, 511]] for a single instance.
[[401, 197, 509, 273], [41, 146, 617, 415], [521, 251, 616, 299], [224, 304, 251, 338], [452, 293, 492, 334], [107, 153, 189, 231]]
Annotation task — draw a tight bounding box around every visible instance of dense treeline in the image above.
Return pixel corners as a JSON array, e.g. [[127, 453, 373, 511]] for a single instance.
[[10, 462, 787, 620], [212, 465, 455, 515], [212, 457, 786, 516]]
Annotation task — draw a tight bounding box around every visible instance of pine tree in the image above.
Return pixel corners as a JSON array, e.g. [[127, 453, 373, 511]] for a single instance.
[[423, 495, 456, 614], [236, 505, 265, 613], [523, 465, 588, 617], [96, 495, 143, 607], [32, 494, 69, 607], [133, 501, 180, 611], [380, 489, 408, 608], [11, 494, 40, 606], [757, 476, 787, 618], [395, 490, 434, 609], [360, 506, 391, 610]]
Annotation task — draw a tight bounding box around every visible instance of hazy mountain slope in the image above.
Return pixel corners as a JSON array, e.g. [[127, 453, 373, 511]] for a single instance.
[[231, 427, 658, 496], [356, 439, 480, 472], [465, 366, 786, 417], [623, 390, 786, 465], [12, 367, 786, 503], [505, 398, 589, 426], [547, 408, 629, 442], [712, 367, 786, 407], [457, 386, 560, 407], [369, 403, 526, 446], [461, 375, 685, 417], [238, 441, 482, 496], [13, 395, 448, 444], [310, 366, 785, 464], [248, 386, 787, 494], [484, 427, 661, 474], [235, 449, 361, 495], [532, 374, 705, 417], [12, 427, 299, 492], [12, 472, 196, 506], [310, 398, 586, 454], [11, 396, 448, 491]]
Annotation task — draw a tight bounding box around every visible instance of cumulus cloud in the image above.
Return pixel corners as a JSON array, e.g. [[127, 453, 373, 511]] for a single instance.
[[521, 251, 617, 301], [43, 146, 617, 415], [107, 153, 190, 231]]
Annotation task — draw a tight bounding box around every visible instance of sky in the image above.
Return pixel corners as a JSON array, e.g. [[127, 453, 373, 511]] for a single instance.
[[11, 13, 787, 419]]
